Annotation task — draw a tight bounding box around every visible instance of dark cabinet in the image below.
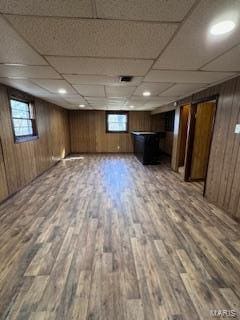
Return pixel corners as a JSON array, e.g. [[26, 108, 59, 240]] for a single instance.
[[132, 132, 161, 165]]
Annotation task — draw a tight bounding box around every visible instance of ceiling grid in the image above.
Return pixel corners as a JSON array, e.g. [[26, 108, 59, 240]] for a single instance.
[[0, 0, 239, 110]]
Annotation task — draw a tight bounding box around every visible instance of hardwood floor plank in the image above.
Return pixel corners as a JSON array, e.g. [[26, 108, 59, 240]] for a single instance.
[[0, 154, 239, 320]]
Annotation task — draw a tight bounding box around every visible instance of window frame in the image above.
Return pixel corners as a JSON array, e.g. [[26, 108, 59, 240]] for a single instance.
[[105, 111, 129, 133], [9, 95, 38, 144]]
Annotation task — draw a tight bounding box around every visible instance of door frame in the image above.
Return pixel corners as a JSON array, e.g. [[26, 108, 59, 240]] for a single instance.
[[0, 136, 9, 201], [184, 95, 219, 195], [184, 103, 197, 181], [171, 104, 191, 172]]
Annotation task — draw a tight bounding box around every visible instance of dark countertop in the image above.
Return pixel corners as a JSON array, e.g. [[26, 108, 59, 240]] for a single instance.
[[131, 131, 158, 135]]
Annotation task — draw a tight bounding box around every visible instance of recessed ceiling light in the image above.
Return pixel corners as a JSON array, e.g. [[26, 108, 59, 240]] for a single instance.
[[143, 91, 151, 97], [58, 88, 66, 94], [79, 104, 85, 108], [129, 105, 134, 109], [210, 20, 235, 35]]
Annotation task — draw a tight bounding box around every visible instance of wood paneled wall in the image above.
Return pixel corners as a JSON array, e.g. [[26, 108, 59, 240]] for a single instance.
[[151, 113, 165, 132], [69, 110, 151, 153], [151, 113, 173, 155], [0, 84, 70, 202], [69, 110, 174, 155], [176, 75, 240, 219], [162, 132, 174, 155]]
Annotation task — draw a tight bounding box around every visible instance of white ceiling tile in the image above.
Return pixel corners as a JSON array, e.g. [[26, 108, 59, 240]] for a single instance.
[[160, 83, 207, 97], [134, 82, 174, 96], [0, 16, 46, 65], [63, 74, 119, 85], [6, 16, 178, 58], [124, 98, 154, 110], [44, 96, 92, 109], [92, 106, 108, 110], [34, 92, 91, 109], [62, 74, 143, 86], [85, 97, 108, 103], [143, 102, 171, 109], [31, 79, 76, 94], [44, 98, 73, 108], [127, 96, 175, 109], [86, 97, 127, 109], [108, 102, 126, 106], [154, 0, 240, 70], [108, 104, 126, 109], [86, 97, 126, 105], [143, 97, 176, 108], [89, 105, 105, 109], [89, 97, 125, 101], [144, 70, 235, 84], [95, 0, 195, 22], [47, 57, 152, 76], [202, 45, 240, 71], [1, 0, 239, 112], [0, 65, 60, 79], [105, 86, 135, 98], [108, 100, 126, 105], [0, 0, 92, 17], [0, 78, 51, 96], [107, 106, 128, 110], [62, 95, 86, 105], [132, 106, 155, 111], [73, 85, 105, 97], [36, 93, 64, 99], [125, 98, 147, 108]]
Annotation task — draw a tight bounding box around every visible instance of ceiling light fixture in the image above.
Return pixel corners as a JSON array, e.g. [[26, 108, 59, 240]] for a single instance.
[[210, 20, 235, 35], [143, 91, 151, 97], [79, 104, 85, 108], [58, 88, 66, 94], [129, 105, 134, 109]]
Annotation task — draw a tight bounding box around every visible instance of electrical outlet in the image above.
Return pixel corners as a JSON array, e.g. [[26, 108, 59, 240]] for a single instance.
[[235, 124, 240, 134]]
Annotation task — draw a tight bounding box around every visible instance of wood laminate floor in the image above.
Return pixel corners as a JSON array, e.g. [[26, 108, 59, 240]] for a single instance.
[[0, 154, 239, 320]]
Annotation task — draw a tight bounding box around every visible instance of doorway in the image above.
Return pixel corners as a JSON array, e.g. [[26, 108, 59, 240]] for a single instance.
[[175, 98, 217, 194], [189, 101, 216, 180], [177, 104, 190, 178]]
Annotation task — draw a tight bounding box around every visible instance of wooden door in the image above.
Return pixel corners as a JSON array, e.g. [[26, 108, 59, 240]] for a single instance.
[[0, 137, 8, 202], [190, 102, 216, 180]]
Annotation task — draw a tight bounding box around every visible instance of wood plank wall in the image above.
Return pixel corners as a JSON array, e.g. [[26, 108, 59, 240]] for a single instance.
[[0, 84, 70, 202], [151, 113, 173, 155], [69, 110, 151, 153], [177, 75, 240, 219]]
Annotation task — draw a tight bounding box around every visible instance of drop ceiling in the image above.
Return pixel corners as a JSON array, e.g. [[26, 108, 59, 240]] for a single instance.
[[0, 0, 239, 111]]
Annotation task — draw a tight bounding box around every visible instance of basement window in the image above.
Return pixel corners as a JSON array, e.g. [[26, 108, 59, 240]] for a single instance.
[[10, 98, 38, 143], [106, 111, 128, 133]]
